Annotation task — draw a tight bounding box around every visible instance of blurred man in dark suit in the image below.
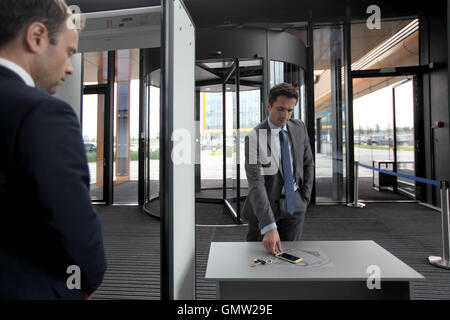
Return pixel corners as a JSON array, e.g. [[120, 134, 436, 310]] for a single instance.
[[0, 0, 107, 299]]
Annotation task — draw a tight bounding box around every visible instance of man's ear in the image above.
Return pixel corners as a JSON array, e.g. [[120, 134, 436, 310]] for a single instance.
[[266, 102, 272, 113], [24, 22, 49, 54]]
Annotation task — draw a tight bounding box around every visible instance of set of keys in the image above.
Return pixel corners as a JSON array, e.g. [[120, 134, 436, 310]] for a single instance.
[[250, 258, 274, 267], [250, 259, 266, 267]]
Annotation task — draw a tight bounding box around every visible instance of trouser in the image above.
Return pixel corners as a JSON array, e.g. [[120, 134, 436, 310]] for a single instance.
[[246, 189, 307, 241]]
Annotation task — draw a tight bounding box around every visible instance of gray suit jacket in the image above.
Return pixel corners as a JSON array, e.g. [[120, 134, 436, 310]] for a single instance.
[[242, 118, 314, 231]]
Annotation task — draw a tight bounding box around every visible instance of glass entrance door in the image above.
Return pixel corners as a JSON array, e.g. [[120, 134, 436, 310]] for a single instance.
[[352, 75, 416, 200], [82, 91, 106, 202], [393, 79, 416, 198], [143, 72, 161, 214]]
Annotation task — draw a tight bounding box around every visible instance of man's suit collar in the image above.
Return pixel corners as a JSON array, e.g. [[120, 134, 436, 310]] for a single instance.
[[260, 118, 270, 130], [0, 65, 24, 82], [262, 117, 295, 131], [0, 59, 34, 87]]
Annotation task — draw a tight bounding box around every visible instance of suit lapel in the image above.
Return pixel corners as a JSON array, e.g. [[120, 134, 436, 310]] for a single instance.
[[286, 121, 299, 178]]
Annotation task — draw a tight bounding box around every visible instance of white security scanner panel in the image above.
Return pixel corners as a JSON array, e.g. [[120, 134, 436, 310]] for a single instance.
[[78, 6, 161, 52]]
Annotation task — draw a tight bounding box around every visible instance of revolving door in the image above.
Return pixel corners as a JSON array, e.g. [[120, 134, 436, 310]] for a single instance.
[[195, 58, 263, 223], [142, 28, 309, 224], [194, 27, 309, 223]]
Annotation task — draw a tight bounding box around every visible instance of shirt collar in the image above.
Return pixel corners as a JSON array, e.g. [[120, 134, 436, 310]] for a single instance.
[[267, 118, 287, 132], [0, 57, 35, 87]]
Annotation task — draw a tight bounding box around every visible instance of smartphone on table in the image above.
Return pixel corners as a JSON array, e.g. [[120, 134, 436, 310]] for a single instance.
[[276, 252, 304, 264]]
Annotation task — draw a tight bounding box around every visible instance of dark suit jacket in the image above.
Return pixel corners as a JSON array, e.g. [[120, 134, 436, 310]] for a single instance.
[[242, 118, 314, 231], [0, 66, 107, 299]]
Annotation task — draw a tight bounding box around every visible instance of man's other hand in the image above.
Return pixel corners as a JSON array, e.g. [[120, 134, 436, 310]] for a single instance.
[[262, 229, 282, 255]]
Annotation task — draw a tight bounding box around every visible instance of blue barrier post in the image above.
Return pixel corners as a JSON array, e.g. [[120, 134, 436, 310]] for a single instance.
[[428, 180, 450, 270], [347, 161, 366, 208]]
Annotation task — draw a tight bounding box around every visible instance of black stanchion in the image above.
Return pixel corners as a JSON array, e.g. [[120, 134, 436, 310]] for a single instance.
[[347, 161, 365, 208], [428, 180, 450, 270], [348, 162, 450, 271]]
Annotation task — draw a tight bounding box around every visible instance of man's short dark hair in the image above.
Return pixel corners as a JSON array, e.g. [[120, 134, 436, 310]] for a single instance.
[[0, 0, 69, 48], [268, 82, 299, 106]]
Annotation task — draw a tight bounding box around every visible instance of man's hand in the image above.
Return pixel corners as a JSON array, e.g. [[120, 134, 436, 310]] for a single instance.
[[262, 229, 282, 255]]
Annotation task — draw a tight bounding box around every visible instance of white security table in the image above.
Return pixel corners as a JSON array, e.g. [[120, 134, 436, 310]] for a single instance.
[[205, 241, 424, 300]]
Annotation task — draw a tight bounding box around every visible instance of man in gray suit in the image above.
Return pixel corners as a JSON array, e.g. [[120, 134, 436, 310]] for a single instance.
[[243, 82, 314, 255]]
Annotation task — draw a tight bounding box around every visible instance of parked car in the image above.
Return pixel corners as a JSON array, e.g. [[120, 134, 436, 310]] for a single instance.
[[397, 134, 414, 146], [367, 135, 393, 146], [84, 143, 96, 152]]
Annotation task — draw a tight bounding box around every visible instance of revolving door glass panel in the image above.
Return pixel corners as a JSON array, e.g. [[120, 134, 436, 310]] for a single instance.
[[269, 60, 307, 122], [196, 59, 262, 222], [224, 79, 238, 215], [199, 90, 223, 191]]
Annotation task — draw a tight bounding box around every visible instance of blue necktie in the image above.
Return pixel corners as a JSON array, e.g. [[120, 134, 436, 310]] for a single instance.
[[279, 130, 296, 215]]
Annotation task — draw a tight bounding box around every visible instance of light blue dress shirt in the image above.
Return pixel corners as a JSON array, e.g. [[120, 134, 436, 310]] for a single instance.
[[260, 119, 299, 235]]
